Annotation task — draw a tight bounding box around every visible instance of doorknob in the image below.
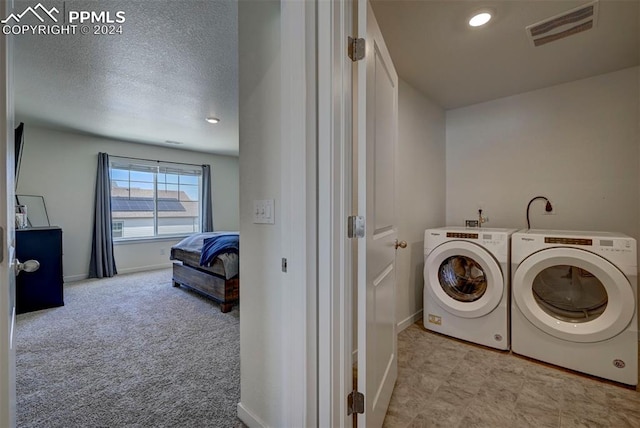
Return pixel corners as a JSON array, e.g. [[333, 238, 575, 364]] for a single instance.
[[395, 240, 407, 249], [14, 259, 40, 276]]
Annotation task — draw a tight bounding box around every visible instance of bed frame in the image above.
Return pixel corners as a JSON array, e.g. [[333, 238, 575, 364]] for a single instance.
[[171, 249, 239, 313]]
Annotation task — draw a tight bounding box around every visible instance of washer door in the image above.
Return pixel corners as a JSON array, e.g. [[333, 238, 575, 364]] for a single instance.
[[425, 240, 504, 318], [513, 247, 635, 343]]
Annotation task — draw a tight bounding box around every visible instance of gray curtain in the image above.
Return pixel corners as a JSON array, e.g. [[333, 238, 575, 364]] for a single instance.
[[89, 152, 117, 278], [201, 164, 214, 232]]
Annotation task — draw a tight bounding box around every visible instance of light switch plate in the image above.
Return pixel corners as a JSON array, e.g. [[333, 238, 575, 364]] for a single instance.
[[253, 199, 275, 224]]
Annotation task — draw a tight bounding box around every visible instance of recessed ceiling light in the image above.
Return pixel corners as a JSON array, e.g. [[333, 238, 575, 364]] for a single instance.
[[469, 11, 493, 27], [205, 117, 220, 124]]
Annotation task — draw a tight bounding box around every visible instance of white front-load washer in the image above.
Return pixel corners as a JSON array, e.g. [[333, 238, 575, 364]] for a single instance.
[[511, 229, 638, 385], [423, 227, 516, 350]]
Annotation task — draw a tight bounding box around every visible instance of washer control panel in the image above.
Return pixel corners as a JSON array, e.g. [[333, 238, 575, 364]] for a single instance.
[[481, 233, 504, 246], [446, 232, 478, 239], [426, 229, 513, 261]]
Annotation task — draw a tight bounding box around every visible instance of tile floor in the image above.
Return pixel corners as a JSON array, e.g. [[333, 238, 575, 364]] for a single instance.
[[384, 322, 640, 427]]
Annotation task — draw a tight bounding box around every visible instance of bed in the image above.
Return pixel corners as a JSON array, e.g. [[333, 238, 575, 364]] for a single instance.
[[170, 232, 239, 313]]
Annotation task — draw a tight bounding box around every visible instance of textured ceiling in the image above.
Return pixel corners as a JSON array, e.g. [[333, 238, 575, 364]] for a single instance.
[[13, 1, 639, 155], [14, 0, 238, 155], [371, 0, 639, 109]]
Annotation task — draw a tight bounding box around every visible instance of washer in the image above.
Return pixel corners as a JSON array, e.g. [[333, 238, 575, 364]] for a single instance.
[[423, 227, 516, 350], [511, 229, 638, 385]]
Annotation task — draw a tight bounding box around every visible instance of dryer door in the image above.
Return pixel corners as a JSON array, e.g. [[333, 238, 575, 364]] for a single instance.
[[425, 240, 504, 318], [512, 247, 635, 343]]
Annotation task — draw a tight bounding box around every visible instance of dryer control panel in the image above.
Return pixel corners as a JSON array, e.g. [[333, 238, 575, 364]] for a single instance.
[[596, 238, 635, 255], [545, 237, 592, 246], [512, 231, 637, 268]]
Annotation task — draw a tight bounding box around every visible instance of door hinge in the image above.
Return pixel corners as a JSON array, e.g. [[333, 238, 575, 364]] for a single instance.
[[348, 37, 365, 61], [347, 390, 365, 415], [347, 215, 365, 238]]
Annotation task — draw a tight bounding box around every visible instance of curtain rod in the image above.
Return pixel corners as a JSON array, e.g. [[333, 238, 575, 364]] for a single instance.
[[109, 154, 205, 168]]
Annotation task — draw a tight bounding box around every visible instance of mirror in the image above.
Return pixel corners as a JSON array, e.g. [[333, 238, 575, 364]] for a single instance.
[[16, 195, 50, 227]]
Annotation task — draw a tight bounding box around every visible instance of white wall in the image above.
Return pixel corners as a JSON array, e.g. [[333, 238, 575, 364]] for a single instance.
[[237, 1, 284, 427], [446, 67, 639, 241], [16, 125, 239, 281], [395, 79, 446, 330]]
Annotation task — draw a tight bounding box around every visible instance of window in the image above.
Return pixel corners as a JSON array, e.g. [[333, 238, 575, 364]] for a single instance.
[[109, 158, 202, 240]]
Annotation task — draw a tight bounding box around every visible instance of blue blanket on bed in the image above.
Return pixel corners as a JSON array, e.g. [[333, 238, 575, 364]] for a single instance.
[[199, 232, 239, 267]]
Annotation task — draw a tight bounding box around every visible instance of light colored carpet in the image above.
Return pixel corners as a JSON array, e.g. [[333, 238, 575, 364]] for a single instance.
[[15, 268, 243, 428]]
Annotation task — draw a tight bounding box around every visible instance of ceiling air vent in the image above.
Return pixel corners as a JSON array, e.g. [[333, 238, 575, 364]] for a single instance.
[[526, 0, 599, 47]]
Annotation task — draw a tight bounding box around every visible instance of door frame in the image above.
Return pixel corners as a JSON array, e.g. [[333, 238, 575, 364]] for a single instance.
[[0, 0, 15, 424], [280, 0, 354, 425], [316, 0, 354, 427], [280, 1, 318, 426]]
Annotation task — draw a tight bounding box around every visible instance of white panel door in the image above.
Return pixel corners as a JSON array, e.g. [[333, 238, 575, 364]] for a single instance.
[[0, 2, 16, 425], [356, 1, 398, 426]]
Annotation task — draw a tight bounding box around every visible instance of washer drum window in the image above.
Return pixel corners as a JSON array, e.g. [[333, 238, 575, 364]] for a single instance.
[[438, 255, 487, 302], [425, 240, 504, 319]]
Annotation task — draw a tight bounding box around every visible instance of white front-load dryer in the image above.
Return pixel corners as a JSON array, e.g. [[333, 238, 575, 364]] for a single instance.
[[511, 229, 638, 386], [423, 227, 516, 350]]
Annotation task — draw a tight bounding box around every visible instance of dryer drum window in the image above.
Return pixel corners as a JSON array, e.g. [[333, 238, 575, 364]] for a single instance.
[[438, 256, 487, 302], [532, 265, 608, 323]]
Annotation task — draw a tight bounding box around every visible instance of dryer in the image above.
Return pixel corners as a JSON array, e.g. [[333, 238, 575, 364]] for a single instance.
[[423, 227, 516, 350], [511, 229, 638, 385]]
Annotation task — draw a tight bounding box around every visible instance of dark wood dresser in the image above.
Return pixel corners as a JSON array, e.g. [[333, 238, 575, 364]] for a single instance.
[[16, 227, 64, 314]]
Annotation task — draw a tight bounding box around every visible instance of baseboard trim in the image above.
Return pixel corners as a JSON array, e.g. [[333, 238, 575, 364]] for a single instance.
[[64, 274, 88, 283], [63, 264, 172, 283], [397, 309, 423, 332], [116, 263, 173, 275], [237, 402, 267, 428]]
